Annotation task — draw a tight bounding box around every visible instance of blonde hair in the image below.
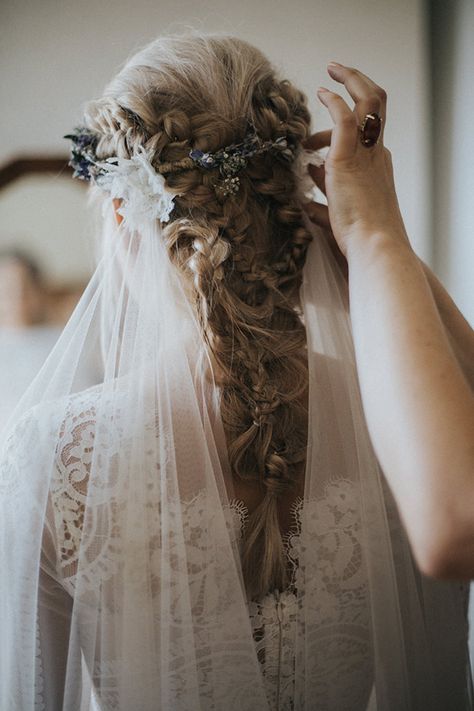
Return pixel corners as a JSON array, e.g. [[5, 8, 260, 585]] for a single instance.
[[83, 32, 312, 600]]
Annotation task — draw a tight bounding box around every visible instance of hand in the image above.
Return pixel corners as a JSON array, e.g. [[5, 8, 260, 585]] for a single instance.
[[303, 62, 409, 258], [300, 129, 348, 281]]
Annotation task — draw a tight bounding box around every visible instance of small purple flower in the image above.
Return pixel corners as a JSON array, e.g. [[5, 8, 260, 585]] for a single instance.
[[189, 149, 217, 169], [64, 128, 101, 181]]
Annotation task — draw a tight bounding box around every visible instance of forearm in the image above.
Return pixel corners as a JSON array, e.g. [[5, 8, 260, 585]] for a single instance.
[[418, 259, 474, 388], [346, 230, 474, 576]]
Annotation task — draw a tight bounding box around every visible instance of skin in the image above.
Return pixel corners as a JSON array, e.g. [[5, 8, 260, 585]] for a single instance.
[[113, 198, 124, 225], [303, 62, 474, 580]]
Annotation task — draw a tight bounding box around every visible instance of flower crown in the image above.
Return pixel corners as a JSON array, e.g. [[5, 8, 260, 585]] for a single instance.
[[64, 121, 324, 230]]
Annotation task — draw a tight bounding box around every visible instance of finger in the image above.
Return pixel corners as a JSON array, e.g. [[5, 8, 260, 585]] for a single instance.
[[326, 63, 386, 139], [302, 129, 332, 151], [327, 63, 386, 116], [302, 200, 331, 230], [308, 163, 326, 195], [303, 204, 349, 282], [317, 88, 359, 161]]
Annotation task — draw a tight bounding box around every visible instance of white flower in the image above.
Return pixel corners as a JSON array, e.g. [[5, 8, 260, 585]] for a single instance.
[[292, 146, 326, 203], [95, 145, 181, 230]]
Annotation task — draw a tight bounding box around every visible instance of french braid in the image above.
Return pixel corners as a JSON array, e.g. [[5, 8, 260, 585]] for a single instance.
[[84, 33, 313, 600]]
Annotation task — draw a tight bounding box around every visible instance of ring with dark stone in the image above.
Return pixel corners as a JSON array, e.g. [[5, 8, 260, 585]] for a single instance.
[[359, 113, 383, 147]]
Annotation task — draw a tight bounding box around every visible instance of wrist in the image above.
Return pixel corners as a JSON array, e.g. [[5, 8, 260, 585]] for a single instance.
[[345, 227, 414, 265]]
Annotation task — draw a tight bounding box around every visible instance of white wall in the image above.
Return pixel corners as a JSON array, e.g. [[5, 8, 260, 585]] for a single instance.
[[0, 174, 93, 283], [0, 0, 431, 271], [430, 0, 474, 326]]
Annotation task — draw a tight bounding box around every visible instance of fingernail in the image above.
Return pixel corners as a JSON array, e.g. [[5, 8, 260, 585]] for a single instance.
[[328, 61, 343, 68], [317, 86, 329, 93]]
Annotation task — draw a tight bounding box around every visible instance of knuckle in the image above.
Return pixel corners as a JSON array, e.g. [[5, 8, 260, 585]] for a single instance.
[[367, 92, 382, 108], [340, 113, 357, 127]]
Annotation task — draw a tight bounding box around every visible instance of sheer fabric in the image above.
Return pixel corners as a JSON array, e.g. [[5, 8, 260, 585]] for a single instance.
[[0, 193, 471, 710], [0, 325, 61, 431]]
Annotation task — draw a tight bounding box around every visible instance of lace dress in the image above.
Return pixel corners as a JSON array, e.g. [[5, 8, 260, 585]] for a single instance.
[[47, 393, 371, 710], [7, 389, 470, 710], [51, 487, 308, 710], [5, 391, 374, 710], [227, 497, 305, 711], [224, 488, 374, 711]]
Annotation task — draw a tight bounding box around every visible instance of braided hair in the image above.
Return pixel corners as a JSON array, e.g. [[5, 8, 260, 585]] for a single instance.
[[83, 32, 312, 600]]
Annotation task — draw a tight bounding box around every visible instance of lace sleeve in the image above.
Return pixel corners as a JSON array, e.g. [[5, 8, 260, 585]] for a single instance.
[[0, 408, 78, 711], [36, 392, 102, 709], [38, 432, 76, 710]]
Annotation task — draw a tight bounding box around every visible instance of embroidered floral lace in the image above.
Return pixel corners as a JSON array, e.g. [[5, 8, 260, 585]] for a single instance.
[[37, 392, 370, 710]]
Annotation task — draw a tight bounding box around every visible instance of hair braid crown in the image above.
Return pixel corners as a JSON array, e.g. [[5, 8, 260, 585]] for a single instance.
[[83, 32, 313, 600]]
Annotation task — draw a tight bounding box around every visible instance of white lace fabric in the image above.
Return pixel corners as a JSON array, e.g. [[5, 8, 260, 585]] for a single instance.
[[238, 491, 369, 711], [43, 387, 370, 710]]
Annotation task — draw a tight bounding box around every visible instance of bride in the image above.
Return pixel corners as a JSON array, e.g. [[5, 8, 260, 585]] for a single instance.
[[0, 32, 471, 710]]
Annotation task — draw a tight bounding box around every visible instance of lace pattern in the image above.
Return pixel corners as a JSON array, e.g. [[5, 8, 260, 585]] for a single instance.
[[231, 489, 371, 711], [1, 392, 372, 710], [234, 497, 302, 711]]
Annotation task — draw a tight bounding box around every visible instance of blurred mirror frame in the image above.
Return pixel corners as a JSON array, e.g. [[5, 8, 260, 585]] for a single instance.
[[0, 155, 90, 327]]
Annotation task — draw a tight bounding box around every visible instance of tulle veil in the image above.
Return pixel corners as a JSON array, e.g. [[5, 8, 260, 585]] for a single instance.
[[0, 183, 472, 710]]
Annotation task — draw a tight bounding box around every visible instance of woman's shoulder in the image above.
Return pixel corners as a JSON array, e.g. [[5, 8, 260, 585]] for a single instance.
[[0, 384, 124, 478], [1, 383, 99, 441]]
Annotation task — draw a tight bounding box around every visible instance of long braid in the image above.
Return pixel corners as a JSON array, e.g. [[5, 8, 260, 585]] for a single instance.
[[83, 33, 313, 600]]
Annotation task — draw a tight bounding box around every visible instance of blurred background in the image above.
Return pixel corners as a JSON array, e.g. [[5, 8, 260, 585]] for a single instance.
[[0, 0, 472, 416]]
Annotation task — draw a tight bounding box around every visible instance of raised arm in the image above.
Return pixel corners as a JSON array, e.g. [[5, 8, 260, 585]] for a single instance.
[[346, 228, 474, 578], [304, 62, 474, 579], [418, 259, 474, 390]]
